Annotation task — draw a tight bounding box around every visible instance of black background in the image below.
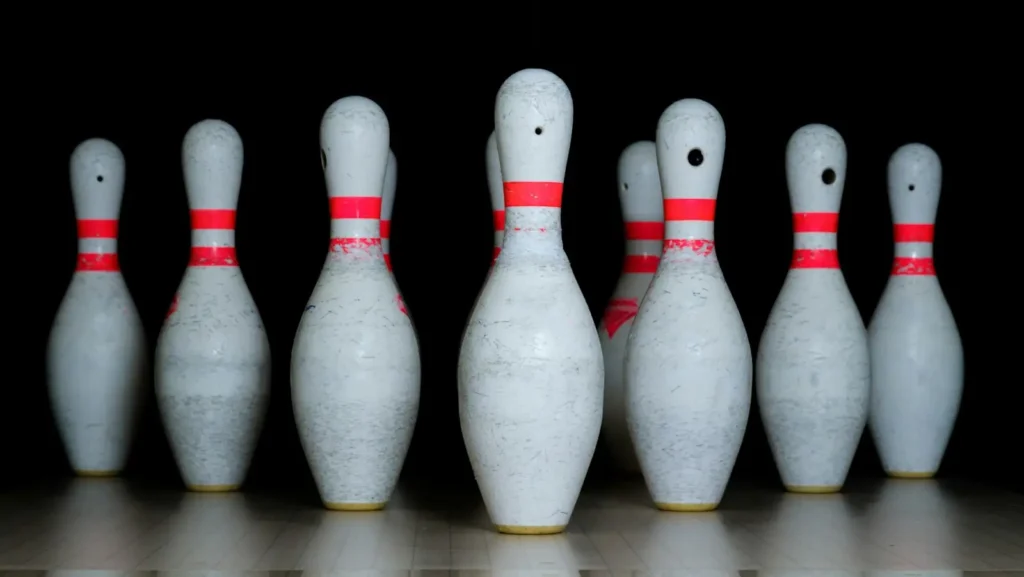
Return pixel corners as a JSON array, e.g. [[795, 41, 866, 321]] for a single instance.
[[7, 60, 1016, 499]]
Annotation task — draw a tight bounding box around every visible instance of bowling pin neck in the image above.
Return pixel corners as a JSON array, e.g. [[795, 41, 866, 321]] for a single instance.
[[789, 212, 840, 270], [501, 182, 564, 248], [622, 221, 662, 274], [75, 219, 120, 273], [189, 209, 238, 267], [891, 223, 936, 276], [661, 198, 716, 261], [492, 210, 505, 265], [327, 195, 385, 264]]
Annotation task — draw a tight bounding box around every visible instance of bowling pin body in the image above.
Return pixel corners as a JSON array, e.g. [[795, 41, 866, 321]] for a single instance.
[[624, 100, 752, 510], [756, 124, 870, 493], [458, 69, 603, 535], [291, 97, 420, 511], [868, 144, 962, 479], [381, 149, 397, 274], [47, 139, 147, 477], [598, 141, 664, 474], [155, 120, 271, 492]]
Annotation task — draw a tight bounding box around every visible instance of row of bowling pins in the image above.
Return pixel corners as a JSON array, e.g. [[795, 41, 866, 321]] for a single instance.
[[49, 98, 420, 511], [457, 69, 962, 534]]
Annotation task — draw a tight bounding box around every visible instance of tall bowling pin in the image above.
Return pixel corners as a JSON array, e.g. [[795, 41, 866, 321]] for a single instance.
[[381, 149, 397, 273], [756, 124, 870, 493], [155, 120, 271, 492], [47, 139, 147, 477], [486, 131, 505, 265], [599, 141, 664, 473], [291, 97, 420, 511], [458, 69, 603, 535], [624, 100, 752, 510], [869, 144, 963, 479]]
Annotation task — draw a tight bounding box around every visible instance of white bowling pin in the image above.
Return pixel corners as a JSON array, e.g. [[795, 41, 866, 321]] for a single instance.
[[458, 69, 603, 535], [624, 100, 752, 510], [47, 139, 147, 477], [486, 131, 505, 264], [598, 140, 664, 473], [381, 149, 397, 272], [756, 123, 870, 493], [869, 144, 963, 479], [291, 96, 421, 511], [154, 119, 271, 492]]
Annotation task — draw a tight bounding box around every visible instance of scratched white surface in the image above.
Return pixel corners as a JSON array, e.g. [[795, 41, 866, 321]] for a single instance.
[[458, 69, 603, 531], [1, 479, 1022, 570], [47, 138, 147, 475]]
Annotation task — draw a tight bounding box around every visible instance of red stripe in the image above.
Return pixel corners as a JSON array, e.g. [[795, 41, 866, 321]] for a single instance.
[[380, 219, 391, 239], [625, 221, 664, 241], [329, 197, 383, 219], [492, 246, 501, 264], [76, 253, 119, 272], [189, 246, 238, 267], [329, 237, 383, 253], [504, 182, 563, 207], [191, 209, 236, 230], [791, 249, 839, 269], [894, 224, 934, 243], [892, 257, 935, 276], [384, 253, 392, 271], [664, 199, 715, 221], [493, 210, 506, 231], [664, 238, 715, 257], [793, 213, 839, 233], [623, 254, 659, 273], [77, 219, 118, 238]]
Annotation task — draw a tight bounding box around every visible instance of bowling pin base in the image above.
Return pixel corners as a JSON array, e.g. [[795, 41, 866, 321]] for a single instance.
[[785, 484, 842, 494], [75, 469, 121, 478], [187, 484, 241, 493], [496, 524, 567, 536], [655, 502, 718, 512], [324, 502, 387, 511], [888, 471, 936, 479]]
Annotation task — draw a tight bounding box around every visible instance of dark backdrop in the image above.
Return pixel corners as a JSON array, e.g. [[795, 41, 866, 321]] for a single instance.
[[7, 60, 1017, 498]]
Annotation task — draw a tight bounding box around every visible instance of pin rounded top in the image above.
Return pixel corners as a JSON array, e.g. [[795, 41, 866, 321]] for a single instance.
[[70, 138, 125, 220], [485, 131, 504, 212], [494, 68, 573, 183], [320, 96, 390, 199], [888, 143, 942, 225], [785, 123, 847, 213], [617, 141, 663, 222], [182, 119, 244, 210], [656, 99, 725, 200], [382, 149, 398, 220]]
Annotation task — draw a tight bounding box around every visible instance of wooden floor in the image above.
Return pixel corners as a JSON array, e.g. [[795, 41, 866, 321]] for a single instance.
[[1, 477, 1023, 572]]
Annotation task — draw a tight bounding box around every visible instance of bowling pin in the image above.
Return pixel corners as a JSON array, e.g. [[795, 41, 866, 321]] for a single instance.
[[486, 131, 505, 265], [598, 141, 664, 473], [756, 123, 870, 494], [381, 149, 397, 272], [291, 96, 421, 511], [868, 144, 963, 479], [458, 69, 603, 535], [624, 100, 752, 510], [47, 139, 147, 477], [155, 119, 271, 492]]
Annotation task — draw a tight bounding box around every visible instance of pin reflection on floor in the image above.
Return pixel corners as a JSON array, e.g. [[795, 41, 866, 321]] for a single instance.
[[1, 479, 1022, 571]]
